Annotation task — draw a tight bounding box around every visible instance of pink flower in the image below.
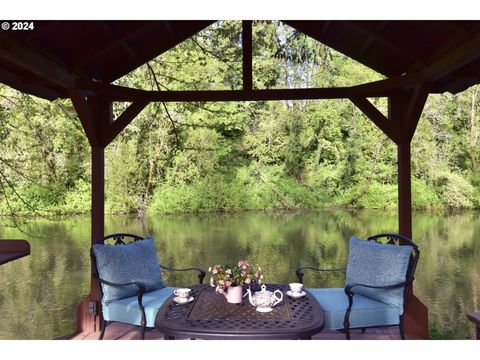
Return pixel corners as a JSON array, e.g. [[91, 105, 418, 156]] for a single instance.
[[225, 280, 232, 287]]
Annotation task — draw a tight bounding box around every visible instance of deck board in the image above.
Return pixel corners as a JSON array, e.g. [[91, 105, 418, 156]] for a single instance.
[[69, 323, 405, 340]]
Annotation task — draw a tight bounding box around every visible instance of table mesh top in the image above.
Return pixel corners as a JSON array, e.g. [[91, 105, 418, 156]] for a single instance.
[[188, 286, 291, 321]]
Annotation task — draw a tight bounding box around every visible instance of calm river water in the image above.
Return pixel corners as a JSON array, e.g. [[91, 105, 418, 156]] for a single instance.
[[0, 209, 479, 339]]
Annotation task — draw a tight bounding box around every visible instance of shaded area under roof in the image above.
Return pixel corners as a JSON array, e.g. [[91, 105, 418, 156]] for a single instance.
[[1, 20, 480, 101]]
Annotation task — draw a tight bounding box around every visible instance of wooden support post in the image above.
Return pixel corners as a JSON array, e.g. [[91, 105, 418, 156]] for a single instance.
[[390, 95, 429, 339], [398, 143, 412, 238], [76, 145, 104, 334], [91, 146, 105, 245], [242, 20, 253, 91], [71, 92, 149, 334], [72, 96, 112, 334]]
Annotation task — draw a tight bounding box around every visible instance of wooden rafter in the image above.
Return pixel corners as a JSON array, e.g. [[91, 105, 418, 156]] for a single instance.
[[242, 20, 253, 90], [422, 26, 480, 82], [0, 32, 75, 89], [409, 23, 480, 74], [358, 21, 388, 54], [73, 22, 158, 68], [100, 22, 140, 62], [347, 21, 422, 64]]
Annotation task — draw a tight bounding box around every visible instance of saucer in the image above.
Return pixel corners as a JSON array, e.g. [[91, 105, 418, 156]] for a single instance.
[[286, 290, 306, 299], [173, 296, 194, 304], [255, 307, 273, 313]]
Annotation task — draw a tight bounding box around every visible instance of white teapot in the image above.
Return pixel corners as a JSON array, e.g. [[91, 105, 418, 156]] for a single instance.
[[246, 284, 283, 312]]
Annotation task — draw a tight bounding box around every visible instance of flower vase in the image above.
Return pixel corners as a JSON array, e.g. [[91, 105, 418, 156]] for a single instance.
[[224, 285, 243, 304]]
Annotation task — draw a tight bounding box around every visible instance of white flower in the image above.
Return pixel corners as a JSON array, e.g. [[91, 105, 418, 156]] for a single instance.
[[212, 269, 218, 274], [210, 277, 215, 286], [208, 266, 212, 272], [245, 277, 251, 284], [226, 269, 232, 275]]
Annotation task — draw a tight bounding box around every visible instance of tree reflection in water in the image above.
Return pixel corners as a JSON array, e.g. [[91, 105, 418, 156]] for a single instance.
[[0, 209, 478, 339]]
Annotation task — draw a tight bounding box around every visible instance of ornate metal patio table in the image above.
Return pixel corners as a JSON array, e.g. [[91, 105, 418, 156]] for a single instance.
[[155, 284, 324, 339]]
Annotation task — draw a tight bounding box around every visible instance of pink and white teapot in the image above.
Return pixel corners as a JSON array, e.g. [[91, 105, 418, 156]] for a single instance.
[[246, 284, 283, 312]]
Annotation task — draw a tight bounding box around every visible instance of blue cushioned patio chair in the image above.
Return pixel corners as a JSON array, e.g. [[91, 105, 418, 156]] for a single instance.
[[91, 233, 205, 340], [296, 233, 419, 340]]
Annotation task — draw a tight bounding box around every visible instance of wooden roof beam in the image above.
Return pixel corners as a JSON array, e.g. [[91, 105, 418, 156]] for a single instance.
[[76, 72, 423, 103], [0, 32, 75, 89]]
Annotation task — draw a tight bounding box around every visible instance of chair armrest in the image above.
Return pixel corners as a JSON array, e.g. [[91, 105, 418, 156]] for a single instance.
[[342, 280, 409, 334], [159, 265, 206, 284], [97, 277, 146, 293], [344, 281, 407, 297], [295, 265, 346, 284]]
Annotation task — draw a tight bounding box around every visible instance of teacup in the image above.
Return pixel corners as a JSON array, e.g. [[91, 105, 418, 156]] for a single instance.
[[289, 282, 303, 294], [174, 288, 191, 299]]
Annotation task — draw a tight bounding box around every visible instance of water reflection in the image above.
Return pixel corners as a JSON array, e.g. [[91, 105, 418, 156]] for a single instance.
[[0, 209, 478, 339]]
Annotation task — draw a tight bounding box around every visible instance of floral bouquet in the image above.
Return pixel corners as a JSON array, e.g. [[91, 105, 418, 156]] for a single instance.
[[209, 260, 263, 294]]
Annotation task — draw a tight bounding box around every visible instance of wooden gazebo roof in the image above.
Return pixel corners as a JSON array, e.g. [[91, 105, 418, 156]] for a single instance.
[[1, 20, 480, 101], [1, 19, 480, 340]]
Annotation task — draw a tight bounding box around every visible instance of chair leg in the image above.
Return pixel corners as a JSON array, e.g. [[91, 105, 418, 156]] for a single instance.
[[345, 327, 351, 340], [99, 319, 107, 340], [399, 318, 406, 340], [140, 324, 146, 340]]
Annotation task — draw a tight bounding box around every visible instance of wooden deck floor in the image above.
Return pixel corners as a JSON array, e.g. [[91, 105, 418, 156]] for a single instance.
[[70, 323, 405, 340]]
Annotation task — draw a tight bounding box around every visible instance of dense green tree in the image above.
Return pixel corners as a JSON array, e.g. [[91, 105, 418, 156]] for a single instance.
[[1, 21, 479, 216]]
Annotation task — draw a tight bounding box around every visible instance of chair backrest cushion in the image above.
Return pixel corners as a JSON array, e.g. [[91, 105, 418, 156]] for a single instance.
[[345, 236, 413, 309], [92, 237, 166, 303]]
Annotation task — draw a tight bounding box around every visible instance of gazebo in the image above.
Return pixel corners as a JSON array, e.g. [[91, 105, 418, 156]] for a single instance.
[[1, 20, 480, 339]]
